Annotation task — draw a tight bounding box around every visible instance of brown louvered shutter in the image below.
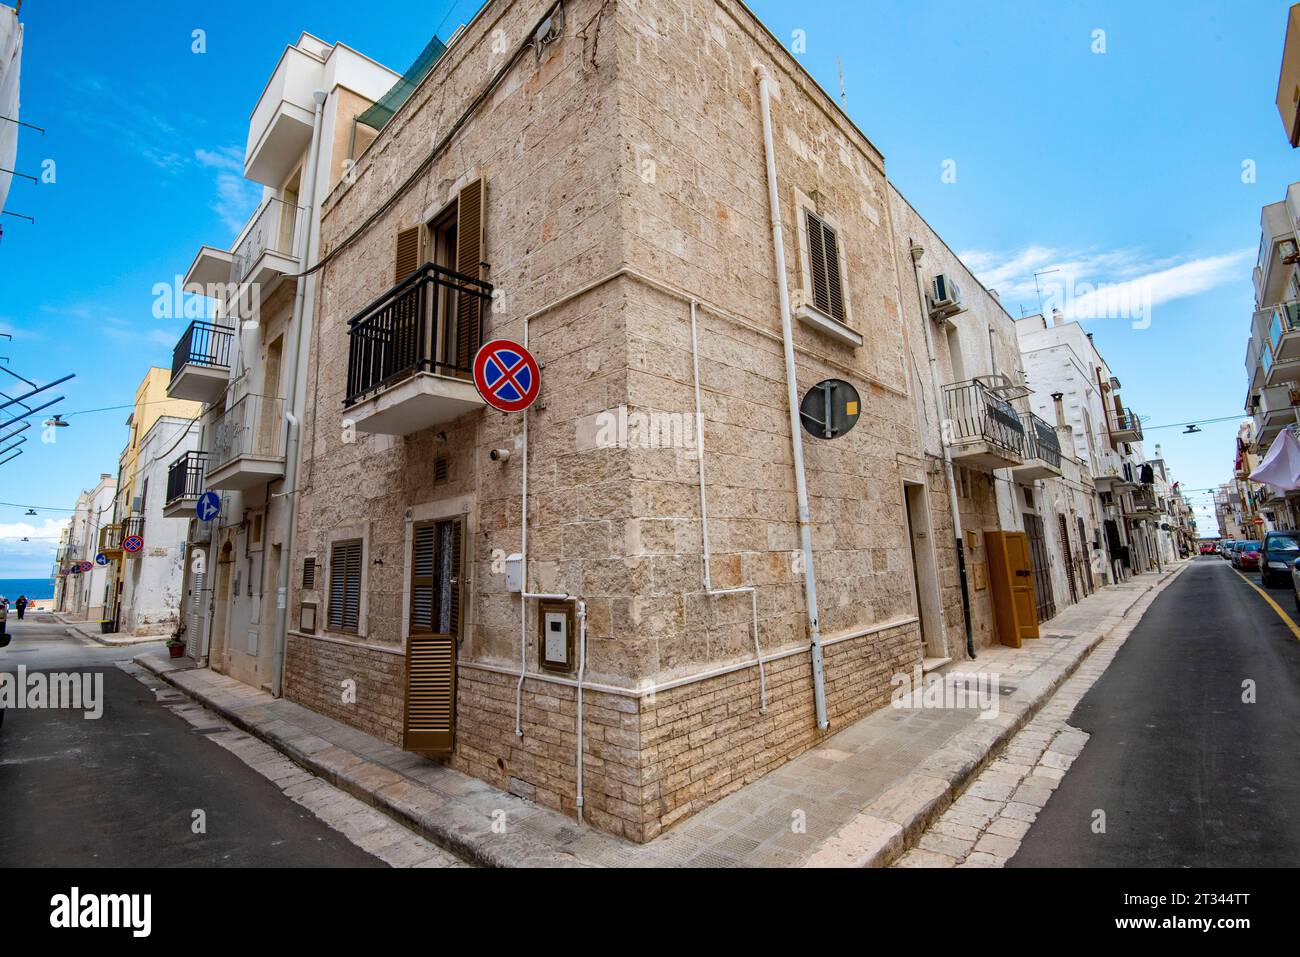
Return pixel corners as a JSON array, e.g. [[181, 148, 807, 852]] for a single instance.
[[455, 179, 486, 372], [403, 517, 462, 754], [328, 540, 361, 633], [806, 210, 846, 322], [395, 225, 422, 283], [409, 523, 436, 634]]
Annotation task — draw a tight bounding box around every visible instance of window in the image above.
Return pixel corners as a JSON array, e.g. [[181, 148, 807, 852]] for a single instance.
[[328, 539, 363, 633], [302, 557, 316, 590], [805, 210, 846, 322]]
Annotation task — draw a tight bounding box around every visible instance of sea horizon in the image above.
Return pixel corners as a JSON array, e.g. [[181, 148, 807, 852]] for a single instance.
[[0, 578, 57, 602]]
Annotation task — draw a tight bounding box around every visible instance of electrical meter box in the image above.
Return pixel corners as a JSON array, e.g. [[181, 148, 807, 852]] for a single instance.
[[505, 553, 523, 593], [538, 599, 575, 673]]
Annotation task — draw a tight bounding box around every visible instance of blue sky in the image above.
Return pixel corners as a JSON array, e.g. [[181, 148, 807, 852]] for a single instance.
[[0, 0, 1292, 573]]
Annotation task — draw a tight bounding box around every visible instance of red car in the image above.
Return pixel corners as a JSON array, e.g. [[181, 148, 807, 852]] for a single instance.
[[1234, 541, 1261, 570], [1199, 542, 1218, 555]]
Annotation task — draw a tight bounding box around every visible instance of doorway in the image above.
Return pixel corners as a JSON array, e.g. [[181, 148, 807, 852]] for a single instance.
[[903, 481, 945, 659], [1022, 512, 1056, 622], [403, 517, 464, 754], [1057, 514, 1079, 605], [209, 541, 234, 672]]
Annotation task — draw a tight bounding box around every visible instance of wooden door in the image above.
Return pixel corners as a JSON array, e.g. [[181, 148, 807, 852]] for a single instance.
[[1057, 514, 1079, 604], [403, 518, 463, 754], [985, 530, 1040, 648]]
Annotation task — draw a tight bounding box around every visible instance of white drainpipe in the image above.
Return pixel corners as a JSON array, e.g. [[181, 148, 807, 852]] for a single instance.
[[754, 64, 828, 730], [690, 299, 767, 712], [911, 243, 975, 659], [271, 89, 327, 696]]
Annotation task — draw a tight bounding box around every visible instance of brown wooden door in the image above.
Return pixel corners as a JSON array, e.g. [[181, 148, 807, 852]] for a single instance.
[[403, 518, 463, 754], [1022, 513, 1056, 622], [1057, 514, 1079, 604], [985, 530, 1040, 648]]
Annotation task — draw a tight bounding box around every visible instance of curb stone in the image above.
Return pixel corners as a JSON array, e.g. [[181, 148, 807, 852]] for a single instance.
[[804, 561, 1189, 867]]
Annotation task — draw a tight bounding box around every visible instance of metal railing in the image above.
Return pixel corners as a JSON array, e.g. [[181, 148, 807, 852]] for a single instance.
[[942, 379, 1025, 457], [1110, 407, 1143, 440], [166, 451, 207, 505], [344, 261, 493, 407], [1022, 411, 1062, 468], [1268, 300, 1300, 354], [208, 393, 284, 472], [171, 320, 234, 379], [1129, 486, 1159, 513], [230, 197, 304, 285], [97, 523, 122, 553], [121, 516, 145, 542]]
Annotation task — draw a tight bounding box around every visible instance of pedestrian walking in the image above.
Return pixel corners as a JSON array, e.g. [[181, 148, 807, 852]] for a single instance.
[[15, 595, 27, 620]]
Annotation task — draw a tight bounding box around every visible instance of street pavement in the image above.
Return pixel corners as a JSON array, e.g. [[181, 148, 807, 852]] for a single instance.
[[1008, 557, 1300, 866], [0, 615, 460, 867]]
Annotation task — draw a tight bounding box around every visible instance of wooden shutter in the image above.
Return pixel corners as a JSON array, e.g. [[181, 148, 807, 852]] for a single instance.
[[302, 557, 316, 591], [328, 540, 361, 633], [395, 225, 423, 283], [404, 517, 462, 754], [455, 179, 486, 370], [806, 210, 846, 322]]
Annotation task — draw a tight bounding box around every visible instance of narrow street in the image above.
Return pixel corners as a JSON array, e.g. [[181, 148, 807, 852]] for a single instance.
[[0, 617, 460, 867], [1009, 557, 1300, 866]]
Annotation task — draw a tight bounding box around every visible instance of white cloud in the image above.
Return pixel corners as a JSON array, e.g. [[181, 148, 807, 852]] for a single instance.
[[0, 518, 69, 578], [957, 245, 1250, 322], [195, 146, 245, 173], [212, 171, 260, 234]]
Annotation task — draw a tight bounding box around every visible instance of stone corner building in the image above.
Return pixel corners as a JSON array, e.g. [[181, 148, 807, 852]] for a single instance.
[[286, 0, 977, 841]]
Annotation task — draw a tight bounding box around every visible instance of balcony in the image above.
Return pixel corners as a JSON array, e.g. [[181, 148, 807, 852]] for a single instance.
[[1124, 486, 1160, 519], [1253, 384, 1299, 447], [230, 197, 303, 296], [164, 451, 207, 518], [941, 378, 1025, 469], [168, 320, 234, 403], [183, 244, 235, 294], [206, 393, 285, 491], [343, 262, 492, 435], [1108, 407, 1143, 443], [245, 43, 323, 187], [97, 523, 123, 556], [1012, 411, 1063, 480], [1263, 302, 1300, 387]]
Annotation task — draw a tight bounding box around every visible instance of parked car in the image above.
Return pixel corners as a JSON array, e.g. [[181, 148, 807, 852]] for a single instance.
[[1199, 541, 1219, 555], [1234, 540, 1261, 571], [1259, 530, 1300, 587], [1220, 540, 1236, 559]]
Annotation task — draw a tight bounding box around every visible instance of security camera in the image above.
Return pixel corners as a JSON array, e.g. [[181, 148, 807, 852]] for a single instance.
[[490, 448, 511, 462]]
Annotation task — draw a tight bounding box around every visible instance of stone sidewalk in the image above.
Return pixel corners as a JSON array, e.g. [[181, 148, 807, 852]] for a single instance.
[[135, 561, 1188, 868], [52, 612, 169, 646]]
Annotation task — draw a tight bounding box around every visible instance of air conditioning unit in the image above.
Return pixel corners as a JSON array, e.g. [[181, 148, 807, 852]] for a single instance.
[[927, 274, 965, 322]]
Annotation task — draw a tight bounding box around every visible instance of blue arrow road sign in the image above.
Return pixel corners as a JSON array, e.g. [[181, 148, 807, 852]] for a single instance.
[[95, 554, 109, 566], [197, 491, 221, 522]]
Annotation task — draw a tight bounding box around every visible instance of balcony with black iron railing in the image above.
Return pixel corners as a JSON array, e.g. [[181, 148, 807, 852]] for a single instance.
[[942, 378, 1025, 469], [164, 450, 207, 517], [343, 261, 494, 435], [1012, 411, 1063, 480], [168, 320, 234, 403]]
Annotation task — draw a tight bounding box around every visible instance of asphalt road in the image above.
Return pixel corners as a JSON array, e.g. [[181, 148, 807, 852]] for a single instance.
[[0, 616, 384, 867], [1011, 557, 1300, 866]]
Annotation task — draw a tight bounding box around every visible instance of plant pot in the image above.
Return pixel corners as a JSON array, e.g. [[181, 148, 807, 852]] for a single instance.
[[168, 644, 185, 659]]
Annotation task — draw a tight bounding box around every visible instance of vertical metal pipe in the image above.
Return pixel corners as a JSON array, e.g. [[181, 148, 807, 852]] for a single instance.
[[755, 65, 828, 729]]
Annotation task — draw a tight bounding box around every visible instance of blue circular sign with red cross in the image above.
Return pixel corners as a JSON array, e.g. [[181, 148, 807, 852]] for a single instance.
[[473, 339, 540, 414], [123, 535, 144, 554]]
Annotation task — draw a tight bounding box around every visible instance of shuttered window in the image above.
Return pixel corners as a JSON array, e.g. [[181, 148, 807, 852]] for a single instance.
[[327, 539, 362, 633], [455, 178, 486, 370], [394, 225, 423, 283], [302, 557, 316, 591], [805, 210, 846, 322]]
